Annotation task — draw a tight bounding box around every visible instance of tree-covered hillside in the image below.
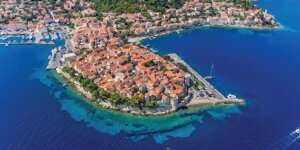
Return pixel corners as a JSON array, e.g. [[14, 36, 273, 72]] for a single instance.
[[86, 0, 186, 14], [86, 0, 256, 14]]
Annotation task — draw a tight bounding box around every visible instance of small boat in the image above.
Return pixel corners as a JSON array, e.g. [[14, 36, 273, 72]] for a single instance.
[[204, 62, 215, 80], [48, 41, 55, 45], [150, 48, 158, 53], [227, 94, 237, 99], [295, 128, 300, 135]]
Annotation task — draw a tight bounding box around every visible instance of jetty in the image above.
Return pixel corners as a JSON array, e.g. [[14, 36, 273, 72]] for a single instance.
[[187, 98, 245, 107]]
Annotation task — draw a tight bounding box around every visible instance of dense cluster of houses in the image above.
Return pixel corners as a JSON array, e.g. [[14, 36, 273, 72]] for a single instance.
[[0, 0, 278, 33], [0, 0, 53, 31], [118, 0, 278, 36], [67, 1, 278, 49], [68, 18, 118, 53], [67, 0, 277, 38], [69, 44, 192, 103]]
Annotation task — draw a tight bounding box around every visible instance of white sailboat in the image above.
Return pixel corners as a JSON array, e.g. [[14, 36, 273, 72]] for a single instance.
[[295, 128, 300, 136], [5, 41, 11, 47], [150, 48, 158, 53], [205, 62, 215, 80]]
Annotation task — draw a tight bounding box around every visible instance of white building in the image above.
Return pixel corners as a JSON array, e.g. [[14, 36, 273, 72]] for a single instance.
[[61, 53, 76, 62]]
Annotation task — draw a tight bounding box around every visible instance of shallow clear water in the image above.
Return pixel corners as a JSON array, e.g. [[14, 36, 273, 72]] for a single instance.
[[1, 0, 300, 149]]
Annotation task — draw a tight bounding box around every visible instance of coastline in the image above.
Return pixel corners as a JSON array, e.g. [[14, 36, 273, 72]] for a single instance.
[[56, 67, 244, 116], [56, 50, 245, 116], [52, 68, 241, 119], [128, 23, 282, 43]]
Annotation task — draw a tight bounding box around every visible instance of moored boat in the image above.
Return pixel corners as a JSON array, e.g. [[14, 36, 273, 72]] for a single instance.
[[295, 128, 300, 135], [227, 94, 237, 99], [150, 48, 158, 53]]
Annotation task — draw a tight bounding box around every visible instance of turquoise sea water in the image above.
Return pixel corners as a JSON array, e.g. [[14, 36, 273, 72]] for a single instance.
[[31, 64, 241, 144], [1, 0, 300, 149]]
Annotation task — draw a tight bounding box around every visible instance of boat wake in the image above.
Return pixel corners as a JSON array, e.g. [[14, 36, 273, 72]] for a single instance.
[[268, 128, 300, 150], [281, 25, 300, 33]]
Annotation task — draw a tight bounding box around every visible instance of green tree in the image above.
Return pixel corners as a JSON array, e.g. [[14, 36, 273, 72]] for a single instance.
[[145, 101, 157, 109], [109, 93, 122, 106]]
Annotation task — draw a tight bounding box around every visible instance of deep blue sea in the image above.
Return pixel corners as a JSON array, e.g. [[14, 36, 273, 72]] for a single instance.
[[1, 0, 300, 149]]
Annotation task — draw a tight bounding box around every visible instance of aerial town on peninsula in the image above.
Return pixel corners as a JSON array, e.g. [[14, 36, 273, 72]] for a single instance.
[[0, 0, 280, 115]]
